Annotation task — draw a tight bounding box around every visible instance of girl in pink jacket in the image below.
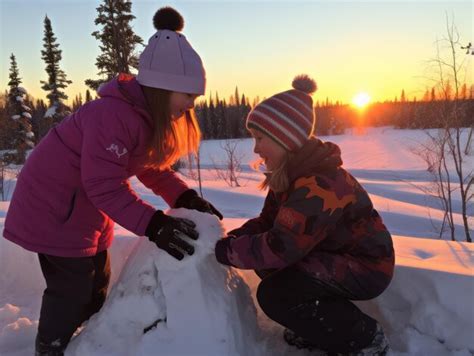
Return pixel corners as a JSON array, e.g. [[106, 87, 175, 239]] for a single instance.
[[4, 7, 221, 355]]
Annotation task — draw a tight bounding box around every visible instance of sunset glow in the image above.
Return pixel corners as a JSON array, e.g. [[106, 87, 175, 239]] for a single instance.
[[0, 2, 471, 105], [352, 92, 371, 108]]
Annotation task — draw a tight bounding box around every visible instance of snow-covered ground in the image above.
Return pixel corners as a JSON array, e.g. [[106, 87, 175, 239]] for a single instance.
[[1, 127, 473, 355]]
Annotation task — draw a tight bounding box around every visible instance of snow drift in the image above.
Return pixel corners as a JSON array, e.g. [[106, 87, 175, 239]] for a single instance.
[[67, 209, 265, 356]]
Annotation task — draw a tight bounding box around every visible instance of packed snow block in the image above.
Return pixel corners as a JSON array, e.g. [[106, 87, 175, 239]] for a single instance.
[[356, 236, 474, 354], [67, 209, 264, 356]]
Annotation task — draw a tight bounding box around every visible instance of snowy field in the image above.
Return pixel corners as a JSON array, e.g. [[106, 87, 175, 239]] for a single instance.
[[0, 127, 473, 355]]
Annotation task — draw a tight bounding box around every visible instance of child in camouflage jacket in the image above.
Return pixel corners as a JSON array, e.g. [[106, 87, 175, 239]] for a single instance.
[[215, 75, 394, 355]]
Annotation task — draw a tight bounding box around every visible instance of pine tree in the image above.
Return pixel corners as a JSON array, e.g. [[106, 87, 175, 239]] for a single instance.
[[240, 93, 251, 137], [32, 99, 47, 142], [8, 54, 21, 90], [400, 89, 406, 103], [208, 94, 217, 139], [6, 54, 34, 164], [72, 93, 83, 111], [40, 15, 72, 133], [213, 93, 226, 138], [195, 101, 209, 139], [85, 89, 93, 103], [219, 98, 227, 138], [240, 94, 246, 107], [86, 0, 143, 90], [234, 86, 240, 107]]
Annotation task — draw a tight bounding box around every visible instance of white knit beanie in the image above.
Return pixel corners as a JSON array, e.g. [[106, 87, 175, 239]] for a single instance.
[[137, 7, 206, 95]]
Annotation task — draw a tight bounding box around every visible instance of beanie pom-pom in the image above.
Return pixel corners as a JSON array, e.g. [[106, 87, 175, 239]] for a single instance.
[[292, 74, 317, 94], [153, 7, 184, 32]]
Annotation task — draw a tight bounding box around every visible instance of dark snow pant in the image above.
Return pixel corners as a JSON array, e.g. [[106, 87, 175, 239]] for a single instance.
[[36, 250, 111, 353], [256, 267, 377, 354]]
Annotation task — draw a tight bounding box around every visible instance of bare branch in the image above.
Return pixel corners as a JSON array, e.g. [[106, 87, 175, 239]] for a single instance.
[[211, 140, 245, 187]]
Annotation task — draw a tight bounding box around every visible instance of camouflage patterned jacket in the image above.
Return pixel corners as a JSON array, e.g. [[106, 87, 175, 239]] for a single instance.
[[215, 138, 394, 299]]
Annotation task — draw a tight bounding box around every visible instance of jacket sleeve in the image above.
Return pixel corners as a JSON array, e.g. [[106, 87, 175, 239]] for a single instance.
[[136, 168, 189, 208], [218, 174, 357, 270], [80, 109, 155, 237], [228, 190, 279, 237]]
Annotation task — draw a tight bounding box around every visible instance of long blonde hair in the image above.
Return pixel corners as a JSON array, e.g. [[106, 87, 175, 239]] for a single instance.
[[142, 86, 200, 169], [257, 151, 293, 193]]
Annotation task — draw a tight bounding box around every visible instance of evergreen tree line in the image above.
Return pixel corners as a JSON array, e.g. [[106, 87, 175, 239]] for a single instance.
[[2, 83, 473, 153], [2, 0, 473, 159], [194, 88, 252, 140], [193, 85, 474, 140], [314, 86, 474, 136]]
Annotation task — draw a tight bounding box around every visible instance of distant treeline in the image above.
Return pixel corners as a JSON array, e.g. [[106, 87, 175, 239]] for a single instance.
[[194, 95, 474, 139], [1, 90, 472, 151], [314, 98, 474, 135]]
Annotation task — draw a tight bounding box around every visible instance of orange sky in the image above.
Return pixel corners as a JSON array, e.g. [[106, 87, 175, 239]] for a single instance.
[[1, 1, 472, 106]]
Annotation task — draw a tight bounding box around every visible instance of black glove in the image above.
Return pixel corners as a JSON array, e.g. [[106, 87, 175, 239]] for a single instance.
[[145, 210, 199, 261], [175, 189, 223, 220], [214, 235, 236, 266]]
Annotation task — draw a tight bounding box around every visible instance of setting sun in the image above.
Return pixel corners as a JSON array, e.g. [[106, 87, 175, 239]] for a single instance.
[[352, 92, 371, 108]]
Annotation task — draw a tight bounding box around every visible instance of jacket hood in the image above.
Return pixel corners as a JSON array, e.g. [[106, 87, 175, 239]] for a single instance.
[[287, 137, 343, 183], [98, 74, 151, 122]]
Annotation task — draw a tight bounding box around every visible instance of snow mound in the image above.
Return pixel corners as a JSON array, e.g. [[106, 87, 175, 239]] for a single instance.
[[356, 236, 474, 355], [0, 317, 37, 353], [67, 209, 265, 356]]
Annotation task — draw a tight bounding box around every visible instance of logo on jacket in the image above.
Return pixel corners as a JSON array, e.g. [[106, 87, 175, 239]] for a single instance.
[[106, 143, 128, 158]]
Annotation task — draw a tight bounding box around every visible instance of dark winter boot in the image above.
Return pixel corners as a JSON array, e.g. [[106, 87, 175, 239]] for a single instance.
[[35, 335, 66, 356], [345, 323, 389, 356], [283, 328, 329, 355]]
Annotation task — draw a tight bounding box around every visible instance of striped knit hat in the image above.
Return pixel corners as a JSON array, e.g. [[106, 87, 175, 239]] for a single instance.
[[246, 75, 317, 151]]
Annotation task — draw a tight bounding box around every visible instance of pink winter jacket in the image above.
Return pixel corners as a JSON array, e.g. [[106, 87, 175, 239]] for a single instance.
[[3, 75, 189, 257]]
